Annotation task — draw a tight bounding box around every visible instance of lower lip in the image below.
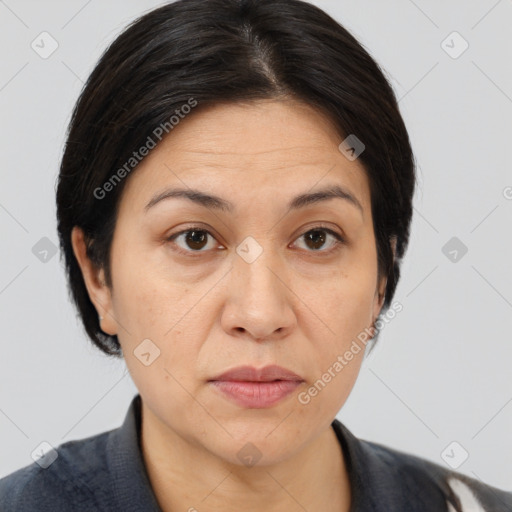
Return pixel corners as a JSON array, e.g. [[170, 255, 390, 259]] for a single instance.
[[209, 380, 303, 408]]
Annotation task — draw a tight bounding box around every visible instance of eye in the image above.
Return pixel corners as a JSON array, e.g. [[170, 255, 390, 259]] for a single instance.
[[166, 224, 345, 256], [292, 226, 345, 254], [167, 227, 220, 255]]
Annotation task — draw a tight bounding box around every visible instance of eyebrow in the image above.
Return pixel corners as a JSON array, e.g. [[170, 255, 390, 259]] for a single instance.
[[144, 184, 363, 216]]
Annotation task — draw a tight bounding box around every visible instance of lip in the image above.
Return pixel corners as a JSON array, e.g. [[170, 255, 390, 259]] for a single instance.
[[208, 365, 304, 409], [209, 364, 304, 382]]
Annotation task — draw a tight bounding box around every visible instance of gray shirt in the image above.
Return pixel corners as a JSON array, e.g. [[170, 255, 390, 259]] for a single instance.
[[1, 394, 510, 511]]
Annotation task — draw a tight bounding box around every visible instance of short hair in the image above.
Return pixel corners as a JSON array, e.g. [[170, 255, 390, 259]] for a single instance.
[[56, 0, 416, 357]]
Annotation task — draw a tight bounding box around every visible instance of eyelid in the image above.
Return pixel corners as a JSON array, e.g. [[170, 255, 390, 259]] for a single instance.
[[292, 222, 345, 243], [166, 224, 223, 257], [291, 224, 346, 254]]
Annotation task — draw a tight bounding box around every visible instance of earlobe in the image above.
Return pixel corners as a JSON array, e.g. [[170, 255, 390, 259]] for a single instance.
[[390, 235, 397, 259], [371, 235, 396, 331], [373, 275, 387, 321], [70, 226, 118, 336]]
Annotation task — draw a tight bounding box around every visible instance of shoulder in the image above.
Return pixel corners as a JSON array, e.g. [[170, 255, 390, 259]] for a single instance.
[[364, 437, 512, 511], [332, 419, 511, 511], [0, 429, 115, 511]]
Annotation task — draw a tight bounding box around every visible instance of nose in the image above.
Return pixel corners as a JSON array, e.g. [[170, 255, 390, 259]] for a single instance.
[[220, 243, 296, 342]]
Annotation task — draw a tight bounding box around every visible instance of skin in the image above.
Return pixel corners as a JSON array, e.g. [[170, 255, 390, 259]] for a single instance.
[[72, 98, 394, 512]]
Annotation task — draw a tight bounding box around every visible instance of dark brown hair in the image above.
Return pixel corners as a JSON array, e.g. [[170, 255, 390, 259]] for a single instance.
[[56, 0, 416, 357]]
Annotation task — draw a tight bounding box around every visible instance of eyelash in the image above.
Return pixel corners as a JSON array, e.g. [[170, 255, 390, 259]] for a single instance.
[[165, 224, 346, 257]]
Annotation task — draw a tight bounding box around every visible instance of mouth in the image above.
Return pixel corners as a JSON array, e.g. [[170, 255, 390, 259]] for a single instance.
[[209, 364, 304, 383], [208, 365, 304, 408]]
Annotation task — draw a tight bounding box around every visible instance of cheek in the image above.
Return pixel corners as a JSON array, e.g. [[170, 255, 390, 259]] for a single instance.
[[296, 278, 372, 419], [109, 237, 186, 333], [110, 243, 211, 381], [303, 256, 377, 341], [297, 252, 377, 397], [116, 273, 205, 416]]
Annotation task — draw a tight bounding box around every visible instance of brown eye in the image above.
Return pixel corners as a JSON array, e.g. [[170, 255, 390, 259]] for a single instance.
[[182, 230, 209, 250], [305, 229, 327, 250], [294, 227, 345, 253], [166, 225, 344, 257], [168, 228, 217, 253]]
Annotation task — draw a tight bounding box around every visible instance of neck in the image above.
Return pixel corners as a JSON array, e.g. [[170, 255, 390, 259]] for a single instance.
[[140, 402, 352, 512]]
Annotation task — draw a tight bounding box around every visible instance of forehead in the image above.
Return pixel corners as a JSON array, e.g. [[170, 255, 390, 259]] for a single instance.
[[119, 99, 371, 216]]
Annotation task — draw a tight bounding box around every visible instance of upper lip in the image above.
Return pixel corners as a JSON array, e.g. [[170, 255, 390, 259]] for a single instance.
[[209, 364, 304, 382]]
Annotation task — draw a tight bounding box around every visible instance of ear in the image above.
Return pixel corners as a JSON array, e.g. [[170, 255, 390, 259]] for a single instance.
[[371, 235, 397, 333], [70, 226, 118, 336]]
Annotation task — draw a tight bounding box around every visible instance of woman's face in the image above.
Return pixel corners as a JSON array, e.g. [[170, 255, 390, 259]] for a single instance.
[[76, 99, 388, 466]]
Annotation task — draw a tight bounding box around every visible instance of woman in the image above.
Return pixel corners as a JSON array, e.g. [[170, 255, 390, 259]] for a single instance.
[[0, 0, 510, 510]]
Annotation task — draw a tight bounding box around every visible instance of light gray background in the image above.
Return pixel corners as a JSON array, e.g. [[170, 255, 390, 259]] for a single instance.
[[1, 0, 511, 492]]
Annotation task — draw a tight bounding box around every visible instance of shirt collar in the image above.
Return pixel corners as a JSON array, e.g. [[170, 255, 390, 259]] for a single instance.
[[107, 394, 447, 512], [332, 418, 450, 511], [106, 394, 162, 511]]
